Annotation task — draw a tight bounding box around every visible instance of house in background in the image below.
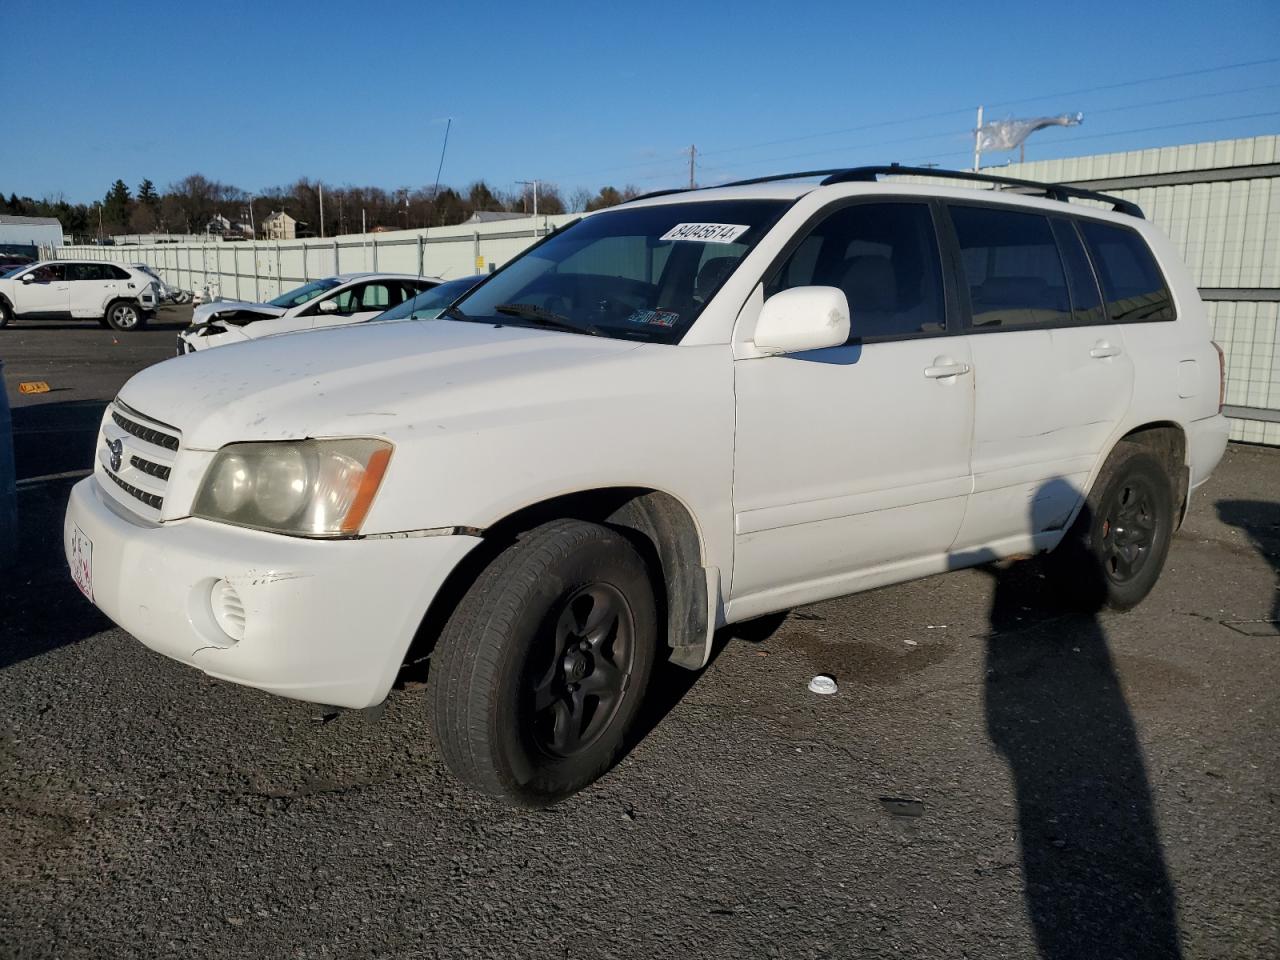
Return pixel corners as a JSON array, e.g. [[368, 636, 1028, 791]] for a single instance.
[[261, 210, 300, 240]]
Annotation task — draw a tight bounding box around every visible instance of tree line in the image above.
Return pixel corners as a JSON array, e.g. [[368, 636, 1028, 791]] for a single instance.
[[0, 175, 645, 240]]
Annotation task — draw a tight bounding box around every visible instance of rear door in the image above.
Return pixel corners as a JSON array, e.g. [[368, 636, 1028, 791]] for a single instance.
[[13, 263, 70, 316], [943, 203, 1135, 551], [67, 263, 119, 317]]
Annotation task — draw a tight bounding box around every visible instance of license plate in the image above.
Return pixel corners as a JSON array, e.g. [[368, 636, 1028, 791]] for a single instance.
[[70, 524, 93, 601]]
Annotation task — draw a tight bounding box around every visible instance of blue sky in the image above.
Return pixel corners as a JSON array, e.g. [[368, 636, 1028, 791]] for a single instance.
[[3, 0, 1278, 203]]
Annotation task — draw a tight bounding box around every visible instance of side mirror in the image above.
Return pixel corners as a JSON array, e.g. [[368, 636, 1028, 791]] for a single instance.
[[20, 273, 35, 283], [317, 299, 339, 314], [753, 286, 850, 355]]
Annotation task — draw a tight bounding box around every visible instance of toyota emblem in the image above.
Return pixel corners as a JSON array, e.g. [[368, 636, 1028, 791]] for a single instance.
[[107, 438, 123, 473]]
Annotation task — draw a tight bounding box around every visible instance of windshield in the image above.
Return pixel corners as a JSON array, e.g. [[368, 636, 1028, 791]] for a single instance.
[[268, 277, 342, 308], [376, 275, 485, 322], [1, 264, 27, 279], [450, 199, 791, 343]]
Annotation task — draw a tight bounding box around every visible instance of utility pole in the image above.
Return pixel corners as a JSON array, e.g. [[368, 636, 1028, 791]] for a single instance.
[[514, 179, 540, 220], [247, 193, 255, 239], [318, 183, 325, 238], [973, 105, 984, 172], [433, 118, 452, 200], [688, 144, 697, 189]]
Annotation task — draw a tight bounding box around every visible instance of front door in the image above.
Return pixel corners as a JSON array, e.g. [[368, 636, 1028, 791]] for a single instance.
[[14, 263, 70, 315], [729, 200, 974, 619]]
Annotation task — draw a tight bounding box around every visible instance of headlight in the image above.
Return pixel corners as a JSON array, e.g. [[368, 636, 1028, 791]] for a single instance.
[[192, 439, 392, 537]]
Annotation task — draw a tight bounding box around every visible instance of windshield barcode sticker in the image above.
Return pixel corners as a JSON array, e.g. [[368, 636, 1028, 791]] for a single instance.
[[660, 223, 750, 244]]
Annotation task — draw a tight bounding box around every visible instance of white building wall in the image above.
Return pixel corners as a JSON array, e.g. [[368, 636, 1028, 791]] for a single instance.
[[1, 220, 65, 249]]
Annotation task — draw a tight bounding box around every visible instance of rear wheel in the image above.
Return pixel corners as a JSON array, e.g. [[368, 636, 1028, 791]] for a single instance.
[[1049, 443, 1176, 611], [105, 300, 145, 331], [0, 299, 12, 328], [429, 519, 657, 807]]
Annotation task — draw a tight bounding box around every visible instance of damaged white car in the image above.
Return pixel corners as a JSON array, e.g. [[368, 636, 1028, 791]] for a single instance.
[[178, 273, 439, 353]]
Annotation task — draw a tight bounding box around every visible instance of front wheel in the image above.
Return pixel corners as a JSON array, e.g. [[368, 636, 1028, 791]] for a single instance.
[[0, 299, 12, 328], [1049, 444, 1176, 611], [429, 519, 657, 807], [105, 300, 145, 331]]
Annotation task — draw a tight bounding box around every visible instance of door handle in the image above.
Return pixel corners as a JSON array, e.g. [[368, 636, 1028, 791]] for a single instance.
[[924, 358, 971, 379], [1090, 340, 1121, 359]]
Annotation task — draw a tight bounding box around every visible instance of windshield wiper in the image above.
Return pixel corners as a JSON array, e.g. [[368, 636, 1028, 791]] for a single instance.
[[494, 303, 603, 337]]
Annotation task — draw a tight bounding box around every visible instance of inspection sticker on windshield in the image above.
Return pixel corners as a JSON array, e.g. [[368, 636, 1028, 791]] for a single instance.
[[660, 223, 750, 243], [627, 309, 680, 328]]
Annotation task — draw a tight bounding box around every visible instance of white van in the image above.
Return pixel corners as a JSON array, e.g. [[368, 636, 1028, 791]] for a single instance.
[[64, 166, 1228, 805]]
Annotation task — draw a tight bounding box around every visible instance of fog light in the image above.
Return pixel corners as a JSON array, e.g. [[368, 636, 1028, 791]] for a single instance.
[[209, 579, 246, 644]]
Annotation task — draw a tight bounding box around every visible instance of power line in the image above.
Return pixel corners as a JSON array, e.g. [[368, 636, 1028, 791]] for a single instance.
[[983, 56, 1280, 110], [703, 83, 1280, 179], [903, 111, 1280, 167], [544, 56, 1280, 186]]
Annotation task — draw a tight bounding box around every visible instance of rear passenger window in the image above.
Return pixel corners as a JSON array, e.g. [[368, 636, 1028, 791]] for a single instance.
[[1050, 218, 1106, 325], [949, 205, 1072, 328], [766, 202, 946, 341], [1078, 220, 1175, 322]]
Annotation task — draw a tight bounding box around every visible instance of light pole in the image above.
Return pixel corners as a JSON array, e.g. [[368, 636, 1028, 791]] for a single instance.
[[516, 179, 539, 234]]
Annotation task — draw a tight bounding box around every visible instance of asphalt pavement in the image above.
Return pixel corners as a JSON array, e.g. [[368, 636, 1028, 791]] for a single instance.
[[1, 317, 1276, 959]]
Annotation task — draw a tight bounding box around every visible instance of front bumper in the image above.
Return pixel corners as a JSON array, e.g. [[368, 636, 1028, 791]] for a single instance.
[[64, 476, 480, 708]]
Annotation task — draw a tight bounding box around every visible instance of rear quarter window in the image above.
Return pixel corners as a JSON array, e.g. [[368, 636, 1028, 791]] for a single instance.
[[1077, 221, 1175, 323]]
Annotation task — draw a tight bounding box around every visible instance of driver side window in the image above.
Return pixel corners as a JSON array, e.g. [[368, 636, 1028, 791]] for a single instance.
[[766, 201, 947, 342]]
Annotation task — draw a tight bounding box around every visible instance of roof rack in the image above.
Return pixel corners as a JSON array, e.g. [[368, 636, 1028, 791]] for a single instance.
[[632, 163, 1144, 218]]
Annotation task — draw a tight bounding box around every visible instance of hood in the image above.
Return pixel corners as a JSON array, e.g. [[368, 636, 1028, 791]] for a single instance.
[[118, 319, 643, 450], [191, 300, 286, 325]]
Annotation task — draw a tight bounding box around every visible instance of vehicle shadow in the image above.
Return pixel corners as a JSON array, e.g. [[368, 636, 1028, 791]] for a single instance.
[[624, 611, 788, 756], [961, 479, 1182, 959], [1, 400, 111, 669], [0, 477, 112, 670], [1215, 499, 1280, 624], [9, 399, 107, 481]]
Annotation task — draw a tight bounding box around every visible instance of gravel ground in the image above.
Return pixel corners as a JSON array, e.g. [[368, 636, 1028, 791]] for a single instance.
[[1, 319, 1277, 959]]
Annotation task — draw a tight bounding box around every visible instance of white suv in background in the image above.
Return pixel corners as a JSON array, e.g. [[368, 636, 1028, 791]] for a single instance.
[[0, 260, 159, 330], [178, 273, 439, 353], [64, 165, 1228, 807]]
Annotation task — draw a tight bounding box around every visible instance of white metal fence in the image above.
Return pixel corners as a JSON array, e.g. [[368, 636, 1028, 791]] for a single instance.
[[57, 213, 576, 303]]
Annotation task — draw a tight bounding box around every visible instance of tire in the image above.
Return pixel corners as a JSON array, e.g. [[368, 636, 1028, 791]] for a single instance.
[[1049, 443, 1176, 611], [429, 519, 658, 807], [105, 300, 146, 331], [0, 299, 12, 328]]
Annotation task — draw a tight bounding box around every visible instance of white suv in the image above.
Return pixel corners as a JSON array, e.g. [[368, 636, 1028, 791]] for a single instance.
[[0, 260, 159, 330], [178, 273, 439, 353], [63, 166, 1228, 806]]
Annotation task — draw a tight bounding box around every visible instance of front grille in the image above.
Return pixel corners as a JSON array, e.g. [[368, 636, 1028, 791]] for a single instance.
[[130, 455, 171, 481], [105, 469, 163, 510], [97, 402, 181, 521], [112, 410, 179, 450]]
